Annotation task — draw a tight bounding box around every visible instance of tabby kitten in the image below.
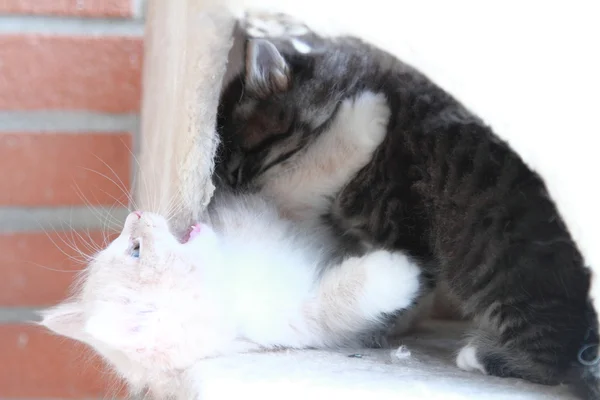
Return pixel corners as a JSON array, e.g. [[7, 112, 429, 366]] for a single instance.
[[215, 35, 600, 398]]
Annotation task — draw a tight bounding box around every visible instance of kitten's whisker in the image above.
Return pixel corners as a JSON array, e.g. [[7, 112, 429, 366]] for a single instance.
[[39, 226, 93, 265], [72, 182, 115, 223], [71, 185, 122, 247], [90, 153, 137, 209], [27, 261, 85, 273], [64, 210, 103, 256], [118, 135, 141, 211], [163, 191, 186, 221], [81, 167, 134, 210], [82, 227, 104, 257], [73, 193, 127, 239], [94, 189, 130, 212], [124, 133, 155, 213], [68, 228, 100, 256], [100, 203, 121, 249]]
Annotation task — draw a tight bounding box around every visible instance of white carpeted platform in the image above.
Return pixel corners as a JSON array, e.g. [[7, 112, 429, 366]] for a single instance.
[[197, 321, 574, 399]]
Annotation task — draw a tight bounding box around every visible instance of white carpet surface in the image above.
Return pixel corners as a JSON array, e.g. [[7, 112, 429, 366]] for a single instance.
[[197, 321, 574, 399]]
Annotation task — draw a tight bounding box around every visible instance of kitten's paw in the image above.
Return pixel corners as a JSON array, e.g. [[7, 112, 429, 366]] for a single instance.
[[339, 92, 391, 148], [360, 250, 421, 316], [456, 345, 487, 374]]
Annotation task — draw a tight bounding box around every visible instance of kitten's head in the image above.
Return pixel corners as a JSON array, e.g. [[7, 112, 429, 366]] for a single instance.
[[40, 211, 232, 391], [217, 37, 355, 190]]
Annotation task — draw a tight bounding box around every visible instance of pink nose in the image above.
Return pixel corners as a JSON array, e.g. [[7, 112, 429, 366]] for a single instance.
[[133, 211, 143, 219]]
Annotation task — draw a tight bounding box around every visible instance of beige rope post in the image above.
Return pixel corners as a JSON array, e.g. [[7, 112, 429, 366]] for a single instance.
[[135, 0, 236, 236]]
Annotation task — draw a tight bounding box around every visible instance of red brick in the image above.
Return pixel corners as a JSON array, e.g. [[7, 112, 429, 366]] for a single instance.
[[0, 133, 132, 207], [0, 36, 142, 112], [0, 0, 132, 18], [0, 324, 126, 399], [0, 231, 118, 306]]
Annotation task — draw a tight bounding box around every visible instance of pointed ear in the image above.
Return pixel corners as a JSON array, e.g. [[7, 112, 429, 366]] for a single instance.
[[41, 301, 169, 364], [39, 302, 87, 342], [83, 302, 160, 352], [245, 39, 291, 98]]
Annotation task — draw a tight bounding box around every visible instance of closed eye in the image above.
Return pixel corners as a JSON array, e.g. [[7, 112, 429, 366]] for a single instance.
[[227, 167, 239, 187], [227, 162, 245, 189], [130, 240, 141, 258], [227, 155, 244, 188]]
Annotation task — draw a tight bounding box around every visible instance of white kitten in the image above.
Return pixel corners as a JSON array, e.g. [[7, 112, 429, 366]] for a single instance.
[[40, 193, 421, 399]]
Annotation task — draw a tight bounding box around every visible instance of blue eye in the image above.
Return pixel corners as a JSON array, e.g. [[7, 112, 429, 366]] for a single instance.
[[130, 241, 140, 258]]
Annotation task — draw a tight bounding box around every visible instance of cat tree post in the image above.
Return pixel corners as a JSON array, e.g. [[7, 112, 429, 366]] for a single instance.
[[135, 0, 235, 235]]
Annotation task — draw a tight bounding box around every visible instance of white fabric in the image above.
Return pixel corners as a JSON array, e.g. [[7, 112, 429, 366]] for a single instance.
[[197, 321, 575, 399]]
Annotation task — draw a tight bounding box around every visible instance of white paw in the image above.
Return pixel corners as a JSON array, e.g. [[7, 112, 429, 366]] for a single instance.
[[360, 250, 421, 315], [456, 345, 487, 374], [341, 91, 390, 147]]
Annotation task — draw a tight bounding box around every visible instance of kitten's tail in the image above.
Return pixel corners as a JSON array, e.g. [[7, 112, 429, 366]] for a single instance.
[[571, 307, 600, 400]]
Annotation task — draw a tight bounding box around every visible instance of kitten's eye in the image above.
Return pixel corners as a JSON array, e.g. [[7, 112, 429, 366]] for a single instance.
[[230, 166, 242, 188], [130, 240, 141, 258]]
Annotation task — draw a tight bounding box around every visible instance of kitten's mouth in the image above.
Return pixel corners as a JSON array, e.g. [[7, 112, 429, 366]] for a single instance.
[[181, 223, 202, 243]]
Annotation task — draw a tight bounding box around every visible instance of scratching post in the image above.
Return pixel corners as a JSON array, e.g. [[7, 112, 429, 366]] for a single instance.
[[135, 0, 235, 236]]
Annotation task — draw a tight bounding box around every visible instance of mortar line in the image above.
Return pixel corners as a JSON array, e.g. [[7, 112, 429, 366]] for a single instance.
[[132, 0, 148, 20], [0, 15, 144, 36], [0, 307, 42, 323], [0, 111, 140, 133], [0, 206, 130, 233]]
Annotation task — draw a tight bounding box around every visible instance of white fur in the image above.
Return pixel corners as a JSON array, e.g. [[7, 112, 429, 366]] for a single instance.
[[259, 90, 390, 221], [357, 251, 421, 318], [456, 345, 486, 375], [290, 38, 312, 54], [40, 195, 420, 399]]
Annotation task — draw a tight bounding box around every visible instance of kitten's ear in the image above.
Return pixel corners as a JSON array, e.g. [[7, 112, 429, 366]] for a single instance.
[[245, 38, 291, 98], [39, 302, 87, 342], [42, 301, 170, 363], [82, 302, 160, 352]]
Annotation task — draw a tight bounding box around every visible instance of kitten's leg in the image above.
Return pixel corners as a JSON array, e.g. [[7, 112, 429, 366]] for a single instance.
[[313, 250, 421, 346], [455, 322, 549, 382], [454, 299, 589, 385]]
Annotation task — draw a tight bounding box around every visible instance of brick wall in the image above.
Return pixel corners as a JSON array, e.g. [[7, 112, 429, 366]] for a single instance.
[[0, 2, 145, 398]]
